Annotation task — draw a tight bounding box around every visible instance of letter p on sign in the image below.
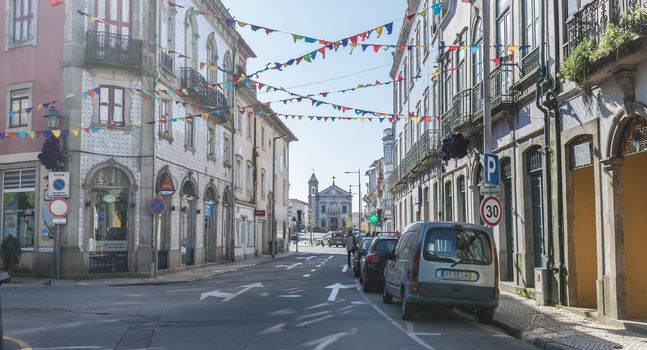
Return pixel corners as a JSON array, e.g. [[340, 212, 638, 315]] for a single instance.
[[484, 153, 499, 184]]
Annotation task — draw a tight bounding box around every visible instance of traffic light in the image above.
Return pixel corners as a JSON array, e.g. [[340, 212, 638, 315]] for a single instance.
[[377, 209, 383, 226], [369, 213, 378, 224], [296, 210, 302, 223], [38, 137, 64, 170], [440, 133, 470, 161]]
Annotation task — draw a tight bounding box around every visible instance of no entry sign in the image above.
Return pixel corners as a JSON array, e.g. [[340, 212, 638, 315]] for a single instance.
[[480, 195, 503, 227], [49, 198, 70, 218]]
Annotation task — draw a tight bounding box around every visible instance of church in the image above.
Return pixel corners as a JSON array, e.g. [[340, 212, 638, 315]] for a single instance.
[[308, 173, 353, 232]]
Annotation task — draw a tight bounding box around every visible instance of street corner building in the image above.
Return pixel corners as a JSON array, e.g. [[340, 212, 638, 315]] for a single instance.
[[382, 0, 647, 323], [0, 0, 296, 277]]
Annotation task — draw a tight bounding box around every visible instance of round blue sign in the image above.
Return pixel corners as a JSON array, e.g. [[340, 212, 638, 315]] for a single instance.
[[148, 197, 166, 215], [52, 178, 66, 191]]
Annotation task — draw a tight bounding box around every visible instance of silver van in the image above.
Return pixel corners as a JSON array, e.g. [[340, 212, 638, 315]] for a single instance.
[[383, 221, 499, 323]]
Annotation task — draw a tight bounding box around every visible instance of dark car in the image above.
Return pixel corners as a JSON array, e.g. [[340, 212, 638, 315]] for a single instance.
[[359, 236, 398, 292], [353, 237, 374, 277]]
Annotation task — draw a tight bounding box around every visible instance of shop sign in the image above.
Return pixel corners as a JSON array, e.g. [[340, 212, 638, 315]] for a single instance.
[[94, 240, 128, 252]]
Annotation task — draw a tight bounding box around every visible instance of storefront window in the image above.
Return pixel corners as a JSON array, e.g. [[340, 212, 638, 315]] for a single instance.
[[2, 169, 36, 248], [88, 167, 130, 273]]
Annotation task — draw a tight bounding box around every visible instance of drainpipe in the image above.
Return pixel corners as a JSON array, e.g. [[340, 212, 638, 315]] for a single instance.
[[549, 0, 567, 306], [535, 0, 556, 300]]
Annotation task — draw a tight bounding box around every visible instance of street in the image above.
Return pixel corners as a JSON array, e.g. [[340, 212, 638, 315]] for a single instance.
[[2, 246, 536, 350]]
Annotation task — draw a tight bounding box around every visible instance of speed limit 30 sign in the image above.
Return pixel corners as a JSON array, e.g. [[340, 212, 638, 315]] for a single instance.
[[480, 195, 503, 227]]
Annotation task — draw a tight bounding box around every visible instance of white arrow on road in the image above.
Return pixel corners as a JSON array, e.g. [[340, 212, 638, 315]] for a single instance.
[[297, 256, 316, 261], [325, 283, 356, 302], [341, 265, 348, 272], [275, 262, 303, 270], [200, 282, 264, 302]]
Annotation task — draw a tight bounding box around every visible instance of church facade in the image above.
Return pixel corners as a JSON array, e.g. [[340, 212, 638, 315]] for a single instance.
[[308, 174, 352, 232]]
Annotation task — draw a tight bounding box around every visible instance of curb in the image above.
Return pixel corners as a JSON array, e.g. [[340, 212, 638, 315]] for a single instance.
[[108, 252, 296, 287], [493, 319, 575, 350]]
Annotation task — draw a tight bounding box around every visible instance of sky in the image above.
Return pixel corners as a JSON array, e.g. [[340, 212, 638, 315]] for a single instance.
[[221, 0, 407, 204]]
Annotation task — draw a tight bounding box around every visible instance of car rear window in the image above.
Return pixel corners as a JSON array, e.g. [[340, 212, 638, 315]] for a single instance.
[[360, 238, 373, 250], [374, 239, 398, 254], [423, 228, 492, 265]]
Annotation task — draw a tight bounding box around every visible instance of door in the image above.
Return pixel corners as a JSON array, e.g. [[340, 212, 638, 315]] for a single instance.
[[503, 175, 514, 280], [530, 173, 543, 267]]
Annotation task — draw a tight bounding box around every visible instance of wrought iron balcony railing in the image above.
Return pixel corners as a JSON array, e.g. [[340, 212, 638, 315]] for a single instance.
[[564, 0, 647, 58], [387, 165, 400, 191], [521, 47, 540, 76], [453, 89, 473, 129], [85, 31, 143, 71], [239, 79, 257, 98], [160, 51, 174, 73], [490, 65, 515, 110], [180, 67, 228, 109]]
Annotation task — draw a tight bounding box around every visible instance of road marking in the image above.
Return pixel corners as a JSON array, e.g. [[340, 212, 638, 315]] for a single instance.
[[328, 255, 334, 260], [200, 282, 263, 302], [276, 294, 302, 298], [341, 265, 348, 272], [310, 269, 316, 272], [3, 336, 32, 350], [275, 262, 303, 270], [325, 283, 356, 302], [303, 274, 311, 278], [350, 300, 368, 305], [316, 265, 322, 268], [297, 256, 316, 260]]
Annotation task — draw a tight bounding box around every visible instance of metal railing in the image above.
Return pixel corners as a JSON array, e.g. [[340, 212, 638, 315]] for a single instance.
[[521, 47, 540, 76], [453, 89, 473, 129], [491, 65, 515, 109], [240, 79, 257, 98], [157, 250, 168, 269], [85, 31, 143, 71], [564, 0, 647, 57], [180, 67, 228, 108], [160, 51, 174, 73]]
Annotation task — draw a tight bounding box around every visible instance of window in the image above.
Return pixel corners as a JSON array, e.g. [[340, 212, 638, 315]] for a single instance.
[[423, 0, 429, 57], [235, 219, 242, 246], [2, 169, 36, 248], [457, 176, 466, 222], [185, 11, 198, 70], [246, 162, 253, 193], [385, 144, 393, 164], [342, 205, 347, 214], [185, 116, 194, 147], [261, 125, 266, 148], [8, 88, 31, 128], [166, 6, 176, 51], [567, 0, 591, 17], [283, 180, 287, 205], [423, 87, 429, 131], [496, 0, 511, 56], [282, 145, 288, 168], [444, 181, 453, 221], [206, 34, 218, 84], [10, 0, 35, 44], [246, 114, 252, 138], [409, 41, 415, 86], [224, 135, 232, 165], [423, 227, 492, 265], [404, 61, 408, 100], [159, 99, 171, 136], [415, 23, 421, 71], [321, 205, 326, 213], [443, 56, 452, 111], [261, 169, 266, 198], [235, 158, 242, 190], [472, 18, 483, 88], [207, 126, 215, 156], [247, 220, 253, 246], [398, 70, 404, 105], [237, 111, 243, 135], [457, 46, 466, 93], [523, 0, 541, 51], [416, 101, 421, 140], [99, 86, 125, 126]]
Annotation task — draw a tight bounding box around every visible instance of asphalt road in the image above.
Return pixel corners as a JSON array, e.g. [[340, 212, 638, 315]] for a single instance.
[[1, 245, 536, 350]]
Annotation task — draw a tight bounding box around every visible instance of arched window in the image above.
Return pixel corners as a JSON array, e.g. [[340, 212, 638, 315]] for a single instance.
[[223, 51, 233, 105], [620, 116, 647, 157], [185, 10, 198, 70], [472, 18, 483, 88], [206, 33, 218, 84]]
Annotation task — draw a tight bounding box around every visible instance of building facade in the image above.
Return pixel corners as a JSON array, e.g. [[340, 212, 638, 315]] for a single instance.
[[387, 0, 647, 322], [307, 174, 352, 232], [0, 0, 295, 277], [288, 198, 308, 233]]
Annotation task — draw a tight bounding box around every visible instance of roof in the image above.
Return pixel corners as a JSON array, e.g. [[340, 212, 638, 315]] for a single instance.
[[309, 173, 318, 183], [318, 184, 351, 197]]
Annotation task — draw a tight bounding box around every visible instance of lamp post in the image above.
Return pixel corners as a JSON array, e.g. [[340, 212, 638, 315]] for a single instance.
[[345, 169, 361, 233], [271, 134, 287, 258], [42, 106, 65, 279]]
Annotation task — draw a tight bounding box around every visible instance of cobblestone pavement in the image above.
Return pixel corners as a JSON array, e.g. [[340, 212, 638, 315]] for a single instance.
[[495, 292, 647, 349]]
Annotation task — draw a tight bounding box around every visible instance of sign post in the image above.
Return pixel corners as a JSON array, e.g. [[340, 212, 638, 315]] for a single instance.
[[480, 195, 503, 227], [148, 197, 167, 278], [48, 198, 70, 279]]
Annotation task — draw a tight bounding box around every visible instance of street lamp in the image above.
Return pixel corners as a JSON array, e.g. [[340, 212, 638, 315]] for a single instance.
[[272, 134, 287, 258], [43, 106, 62, 129], [345, 169, 361, 233]]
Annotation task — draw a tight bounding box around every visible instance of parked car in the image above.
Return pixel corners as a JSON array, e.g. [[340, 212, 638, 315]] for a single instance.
[[359, 236, 398, 292], [353, 237, 374, 277], [383, 222, 499, 323], [327, 231, 346, 247]]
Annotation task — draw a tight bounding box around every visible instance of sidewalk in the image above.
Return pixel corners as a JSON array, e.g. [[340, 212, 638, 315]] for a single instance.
[[494, 291, 647, 350], [5, 251, 295, 288]]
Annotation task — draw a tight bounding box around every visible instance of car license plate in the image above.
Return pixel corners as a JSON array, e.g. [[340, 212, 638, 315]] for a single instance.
[[437, 269, 478, 282]]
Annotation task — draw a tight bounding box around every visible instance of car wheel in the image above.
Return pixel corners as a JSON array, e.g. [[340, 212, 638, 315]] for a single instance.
[[382, 285, 393, 304], [401, 296, 414, 321], [477, 308, 495, 324]]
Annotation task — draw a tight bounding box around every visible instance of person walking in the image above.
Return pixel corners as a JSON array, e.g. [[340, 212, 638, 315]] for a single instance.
[[345, 229, 356, 268]]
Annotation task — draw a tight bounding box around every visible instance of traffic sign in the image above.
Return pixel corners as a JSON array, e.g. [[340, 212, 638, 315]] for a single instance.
[[484, 153, 499, 184], [480, 183, 500, 195], [480, 195, 503, 227], [48, 172, 70, 198], [157, 174, 176, 196], [49, 198, 70, 218], [148, 197, 167, 216]]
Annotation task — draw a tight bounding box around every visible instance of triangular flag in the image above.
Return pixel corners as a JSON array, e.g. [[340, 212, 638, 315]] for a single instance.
[[318, 47, 326, 58], [71, 128, 79, 136], [52, 130, 61, 137], [264, 28, 276, 35], [292, 34, 304, 43], [50, 0, 63, 6], [375, 26, 384, 38], [432, 2, 443, 15], [385, 22, 394, 35]]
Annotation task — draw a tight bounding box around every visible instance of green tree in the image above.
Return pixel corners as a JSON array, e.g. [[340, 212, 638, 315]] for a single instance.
[[1, 235, 22, 270], [307, 208, 315, 233], [344, 216, 353, 229]]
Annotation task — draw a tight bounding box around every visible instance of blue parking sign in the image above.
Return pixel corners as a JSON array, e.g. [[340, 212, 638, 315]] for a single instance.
[[484, 153, 499, 184]]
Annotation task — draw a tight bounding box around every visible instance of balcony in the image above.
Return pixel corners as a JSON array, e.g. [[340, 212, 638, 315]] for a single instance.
[[160, 51, 174, 73], [564, 0, 647, 84], [441, 88, 474, 136], [85, 31, 143, 71], [490, 65, 515, 113], [387, 166, 401, 192], [521, 47, 540, 77], [239, 79, 257, 99], [389, 130, 440, 188], [180, 67, 228, 110]]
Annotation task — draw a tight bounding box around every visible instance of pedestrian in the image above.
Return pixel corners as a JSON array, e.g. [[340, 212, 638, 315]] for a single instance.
[[345, 229, 356, 268]]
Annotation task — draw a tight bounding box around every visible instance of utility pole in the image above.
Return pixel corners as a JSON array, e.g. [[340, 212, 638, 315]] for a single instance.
[[482, 1, 492, 154]]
